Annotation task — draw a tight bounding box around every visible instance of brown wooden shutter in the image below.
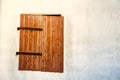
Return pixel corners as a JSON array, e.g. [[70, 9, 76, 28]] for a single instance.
[[17, 14, 64, 72]]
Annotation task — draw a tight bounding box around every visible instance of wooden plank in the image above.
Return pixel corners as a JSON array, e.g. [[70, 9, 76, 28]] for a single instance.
[[29, 15, 34, 70], [39, 16, 44, 71], [54, 16, 60, 72], [46, 16, 50, 71], [23, 15, 29, 70], [49, 16, 64, 72], [49, 16, 52, 72], [19, 14, 24, 70], [17, 27, 42, 31], [44, 16, 49, 71], [40, 16, 48, 71], [55, 16, 64, 72], [51, 16, 57, 72], [37, 15, 42, 71], [58, 17, 64, 72], [19, 14, 30, 70], [32, 15, 39, 70], [26, 15, 32, 70], [16, 52, 42, 55], [19, 14, 27, 70]]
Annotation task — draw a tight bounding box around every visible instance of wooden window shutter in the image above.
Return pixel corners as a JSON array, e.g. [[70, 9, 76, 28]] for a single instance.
[[17, 14, 64, 72]]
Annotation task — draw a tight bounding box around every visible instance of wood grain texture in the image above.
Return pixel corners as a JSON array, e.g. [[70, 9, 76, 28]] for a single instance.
[[19, 14, 64, 72]]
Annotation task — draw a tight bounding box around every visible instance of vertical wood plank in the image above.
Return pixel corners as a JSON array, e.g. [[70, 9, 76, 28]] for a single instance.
[[46, 16, 50, 71], [19, 14, 26, 70], [55, 16, 60, 72], [49, 16, 64, 72], [19, 14, 24, 70], [23, 15, 29, 70], [58, 17, 64, 72], [39, 16, 44, 71], [26, 15, 33, 70], [49, 16, 52, 71], [26, 15, 31, 70], [40, 16, 48, 71], [32, 15, 38, 70], [30, 15, 34, 70], [37, 15, 42, 71], [51, 16, 57, 71], [61, 17, 64, 72]]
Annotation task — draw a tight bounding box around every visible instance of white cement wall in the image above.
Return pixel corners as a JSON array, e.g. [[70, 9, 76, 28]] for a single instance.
[[0, 0, 120, 80]]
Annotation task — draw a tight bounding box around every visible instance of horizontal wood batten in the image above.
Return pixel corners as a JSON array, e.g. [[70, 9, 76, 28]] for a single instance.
[[17, 27, 43, 31], [21, 14, 62, 16], [16, 52, 42, 56]]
